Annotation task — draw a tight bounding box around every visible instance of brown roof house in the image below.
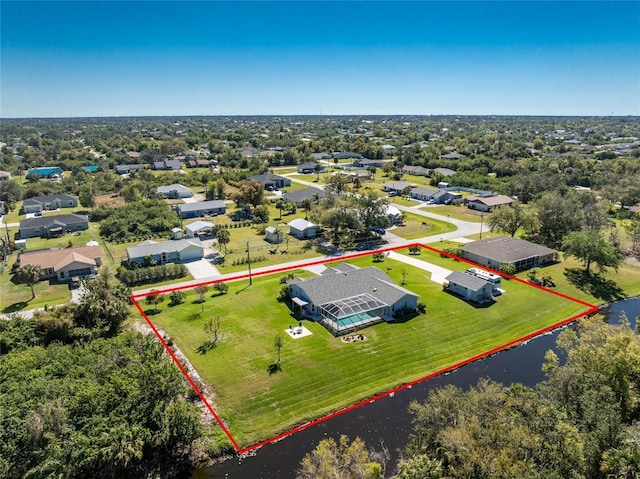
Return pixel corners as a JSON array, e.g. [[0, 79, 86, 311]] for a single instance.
[[18, 245, 102, 282], [466, 195, 513, 212], [459, 236, 556, 272]]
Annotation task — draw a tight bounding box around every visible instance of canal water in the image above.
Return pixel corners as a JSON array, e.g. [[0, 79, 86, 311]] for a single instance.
[[192, 297, 640, 479]]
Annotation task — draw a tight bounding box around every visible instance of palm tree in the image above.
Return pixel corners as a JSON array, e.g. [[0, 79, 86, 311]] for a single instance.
[[214, 226, 230, 254], [275, 198, 285, 219], [16, 263, 41, 299], [301, 198, 312, 220]]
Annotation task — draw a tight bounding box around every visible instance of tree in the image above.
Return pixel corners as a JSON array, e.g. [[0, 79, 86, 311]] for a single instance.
[[297, 435, 381, 479], [16, 263, 41, 299], [213, 282, 228, 295], [274, 333, 283, 365], [79, 186, 95, 208], [534, 191, 583, 246], [194, 285, 209, 305], [301, 198, 312, 220], [325, 175, 348, 195], [233, 179, 264, 210], [368, 166, 377, 179], [145, 290, 165, 313], [0, 179, 23, 212], [75, 268, 131, 335], [486, 204, 537, 237], [205, 315, 222, 346], [562, 230, 622, 275], [169, 290, 185, 305], [215, 178, 226, 200], [253, 204, 270, 223], [275, 198, 285, 219], [382, 162, 393, 176], [314, 163, 322, 181], [213, 225, 230, 253]]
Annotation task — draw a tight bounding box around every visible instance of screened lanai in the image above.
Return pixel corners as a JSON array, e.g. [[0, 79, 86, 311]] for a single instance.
[[318, 293, 387, 335]]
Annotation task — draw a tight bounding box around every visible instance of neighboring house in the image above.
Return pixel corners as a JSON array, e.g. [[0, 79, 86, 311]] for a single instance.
[[332, 152, 362, 160], [466, 195, 513, 212], [185, 221, 215, 238], [18, 245, 102, 282], [0, 170, 12, 181], [445, 271, 494, 304], [247, 173, 291, 190], [240, 147, 261, 158], [409, 187, 439, 201], [81, 165, 100, 173], [432, 190, 462, 205], [432, 167, 456, 177], [385, 205, 404, 224], [153, 159, 182, 171], [288, 263, 420, 335], [282, 187, 326, 207], [176, 200, 226, 219], [186, 159, 215, 168], [382, 181, 414, 196], [22, 194, 79, 214], [403, 165, 430, 176], [440, 152, 466, 160], [114, 164, 147, 175], [126, 238, 204, 265], [288, 218, 320, 239], [156, 184, 194, 199], [311, 153, 331, 161], [298, 162, 326, 174], [354, 158, 385, 168], [459, 236, 557, 272], [19, 214, 89, 239], [27, 167, 64, 179], [265, 226, 284, 243], [336, 171, 372, 183]]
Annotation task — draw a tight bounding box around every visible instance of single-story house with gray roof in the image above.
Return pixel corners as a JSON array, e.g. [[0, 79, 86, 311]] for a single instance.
[[445, 271, 494, 304], [409, 187, 438, 201], [288, 218, 320, 239], [19, 214, 89, 239], [403, 165, 430, 176], [288, 263, 420, 335], [381, 181, 415, 195], [282, 187, 326, 207], [126, 238, 204, 265], [176, 200, 226, 219], [23, 194, 78, 213], [297, 162, 326, 174], [459, 236, 556, 272], [247, 173, 291, 190], [466, 195, 513, 212]]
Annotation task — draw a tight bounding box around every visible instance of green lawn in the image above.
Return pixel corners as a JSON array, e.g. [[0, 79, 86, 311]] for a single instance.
[[0, 263, 71, 313], [144, 249, 591, 447], [422, 204, 487, 222], [390, 211, 456, 240]]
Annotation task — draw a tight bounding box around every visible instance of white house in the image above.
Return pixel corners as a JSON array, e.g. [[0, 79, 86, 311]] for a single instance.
[[445, 271, 494, 304], [126, 238, 204, 265], [288, 218, 320, 239], [185, 221, 215, 238], [265, 226, 284, 243], [156, 184, 194, 199]]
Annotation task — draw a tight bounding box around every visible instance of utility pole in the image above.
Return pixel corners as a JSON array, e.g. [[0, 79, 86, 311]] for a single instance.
[[480, 213, 484, 239], [246, 240, 252, 285]]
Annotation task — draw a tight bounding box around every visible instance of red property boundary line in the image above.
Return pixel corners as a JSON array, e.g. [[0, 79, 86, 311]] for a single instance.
[[130, 243, 598, 455]]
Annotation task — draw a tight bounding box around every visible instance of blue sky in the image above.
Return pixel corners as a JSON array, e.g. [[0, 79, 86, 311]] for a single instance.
[[2, 1, 639, 117]]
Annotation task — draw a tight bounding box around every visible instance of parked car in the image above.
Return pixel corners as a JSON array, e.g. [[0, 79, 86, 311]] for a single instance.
[[355, 243, 374, 251]]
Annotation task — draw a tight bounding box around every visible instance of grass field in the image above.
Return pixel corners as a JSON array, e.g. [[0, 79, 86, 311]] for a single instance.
[[390, 211, 456, 239], [141, 248, 593, 447]]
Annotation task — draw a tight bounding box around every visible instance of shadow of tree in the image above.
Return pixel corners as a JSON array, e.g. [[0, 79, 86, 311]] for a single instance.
[[2, 301, 31, 314], [564, 268, 626, 302], [267, 363, 282, 375], [196, 340, 216, 355]]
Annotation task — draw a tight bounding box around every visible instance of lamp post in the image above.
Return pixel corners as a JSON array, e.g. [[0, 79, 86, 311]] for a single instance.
[[246, 241, 252, 286]]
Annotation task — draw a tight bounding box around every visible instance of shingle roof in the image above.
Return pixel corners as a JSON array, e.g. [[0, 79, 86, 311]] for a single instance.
[[411, 187, 438, 197], [20, 214, 88, 229], [127, 238, 203, 259], [23, 194, 78, 206], [156, 184, 194, 196], [292, 265, 419, 307], [177, 200, 225, 213], [446, 271, 490, 293], [461, 236, 556, 263], [467, 195, 513, 207], [247, 173, 288, 184], [383, 181, 414, 191], [283, 187, 325, 204], [19, 245, 102, 271]]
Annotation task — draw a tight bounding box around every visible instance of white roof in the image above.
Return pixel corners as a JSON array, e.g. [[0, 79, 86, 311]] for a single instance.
[[86, 240, 100, 246], [185, 221, 214, 232], [385, 205, 401, 217], [288, 218, 316, 230]]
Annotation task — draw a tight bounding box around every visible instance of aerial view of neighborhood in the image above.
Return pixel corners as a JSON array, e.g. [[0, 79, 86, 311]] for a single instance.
[[1, 1, 639, 479]]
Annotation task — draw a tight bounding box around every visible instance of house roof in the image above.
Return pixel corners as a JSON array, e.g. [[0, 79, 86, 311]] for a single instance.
[[446, 271, 491, 293], [283, 187, 326, 204], [433, 167, 456, 176], [403, 165, 430, 174], [441, 152, 466, 160], [461, 236, 556, 264], [127, 238, 203, 259], [23, 194, 78, 206], [185, 221, 214, 233], [411, 187, 438, 197], [291, 264, 419, 309], [177, 200, 226, 213], [467, 195, 513, 207], [383, 181, 414, 191], [27, 167, 63, 176], [288, 218, 317, 230], [298, 161, 321, 170], [156, 184, 194, 196], [247, 173, 289, 184], [20, 214, 88, 229], [19, 245, 102, 271]]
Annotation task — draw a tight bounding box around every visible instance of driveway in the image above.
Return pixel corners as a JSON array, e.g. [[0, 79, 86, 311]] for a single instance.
[[184, 258, 220, 279], [387, 251, 452, 285]]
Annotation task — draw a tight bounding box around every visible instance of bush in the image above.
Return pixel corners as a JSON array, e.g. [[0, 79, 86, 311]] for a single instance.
[[117, 263, 188, 285], [500, 263, 517, 276]]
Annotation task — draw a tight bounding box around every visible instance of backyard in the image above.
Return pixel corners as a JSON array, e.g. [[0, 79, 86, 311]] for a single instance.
[[139, 248, 592, 448]]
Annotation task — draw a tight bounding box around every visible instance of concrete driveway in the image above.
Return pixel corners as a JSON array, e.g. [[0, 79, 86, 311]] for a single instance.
[[387, 251, 452, 285], [184, 258, 220, 279]]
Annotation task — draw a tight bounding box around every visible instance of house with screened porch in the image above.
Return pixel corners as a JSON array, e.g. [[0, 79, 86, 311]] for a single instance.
[[287, 263, 420, 336]]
